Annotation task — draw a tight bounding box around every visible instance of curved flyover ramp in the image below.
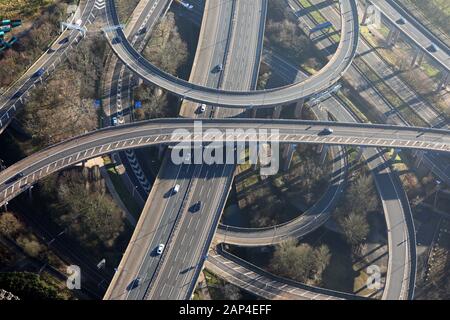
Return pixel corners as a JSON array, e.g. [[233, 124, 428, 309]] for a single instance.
[[0, 118, 448, 207], [216, 146, 346, 246], [103, 0, 360, 107], [205, 245, 367, 300]]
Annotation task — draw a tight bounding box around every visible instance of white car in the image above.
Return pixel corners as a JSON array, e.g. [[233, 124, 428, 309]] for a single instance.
[[199, 104, 206, 113], [173, 184, 180, 194], [156, 244, 165, 255], [75, 19, 83, 26], [181, 1, 194, 9]]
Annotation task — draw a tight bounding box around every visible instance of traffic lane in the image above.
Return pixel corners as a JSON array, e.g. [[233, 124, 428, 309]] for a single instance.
[[126, 160, 198, 300], [105, 158, 194, 299], [147, 163, 235, 299], [180, 0, 233, 117]]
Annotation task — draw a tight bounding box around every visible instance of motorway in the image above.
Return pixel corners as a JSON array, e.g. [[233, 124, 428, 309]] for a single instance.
[[0, 0, 100, 132], [103, 0, 359, 107], [0, 0, 445, 301], [105, 0, 268, 300]]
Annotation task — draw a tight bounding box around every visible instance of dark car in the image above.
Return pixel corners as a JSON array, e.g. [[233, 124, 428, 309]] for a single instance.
[[318, 128, 334, 136], [32, 68, 45, 78], [4, 172, 24, 185], [189, 201, 201, 213], [427, 44, 437, 53]]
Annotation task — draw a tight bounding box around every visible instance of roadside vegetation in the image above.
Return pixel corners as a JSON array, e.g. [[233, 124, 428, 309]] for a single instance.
[[271, 238, 331, 285], [224, 143, 332, 228], [133, 12, 188, 120], [0, 271, 72, 300], [405, 0, 450, 37], [16, 35, 106, 149], [193, 269, 253, 300], [334, 167, 379, 253], [39, 167, 126, 255], [0, 1, 70, 92], [264, 0, 321, 70]]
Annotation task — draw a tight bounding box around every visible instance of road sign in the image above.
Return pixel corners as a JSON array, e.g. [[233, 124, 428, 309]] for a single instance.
[[135, 101, 142, 109], [97, 258, 106, 269]]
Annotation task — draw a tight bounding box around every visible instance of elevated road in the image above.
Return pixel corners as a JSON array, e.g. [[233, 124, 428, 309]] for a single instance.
[[0, 118, 448, 208], [205, 245, 367, 300], [103, 0, 359, 107], [369, 0, 450, 72]]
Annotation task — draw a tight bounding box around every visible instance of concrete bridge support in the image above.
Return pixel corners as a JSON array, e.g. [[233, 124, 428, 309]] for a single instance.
[[362, 4, 382, 29], [437, 71, 449, 91], [320, 145, 329, 165], [272, 106, 282, 119], [294, 99, 304, 119], [414, 150, 424, 167], [355, 147, 364, 162], [410, 48, 425, 67], [281, 144, 296, 172], [386, 27, 400, 47]]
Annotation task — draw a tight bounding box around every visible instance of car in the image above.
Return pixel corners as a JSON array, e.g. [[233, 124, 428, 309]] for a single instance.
[[33, 68, 45, 78], [212, 64, 223, 73], [75, 19, 83, 26], [189, 201, 201, 213], [198, 104, 206, 113], [173, 184, 180, 194], [319, 127, 334, 135], [5, 172, 24, 185], [127, 277, 141, 290], [112, 37, 122, 45], [137, 27, 147, 35], [112, 117, 118, 126], [395, 18, 405, 25], [59, 37, 69, 45], [427, 44, 437, 53], [156, 244, 165, 255], [180, 1, 194, 9]]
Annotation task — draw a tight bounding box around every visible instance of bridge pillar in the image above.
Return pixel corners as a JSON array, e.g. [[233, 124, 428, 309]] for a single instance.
[[414, 150, 424, 167], [281, 144, 296, 171], [320, 145, 329, 165], [272, 106, 282, 119], [386, 27, 400, 47], [354, 147, 364, 162], [158, 144, 165, 160], [294, 99, 304, 118], [362, 4, 381, 29], [437, 71, 449, 91], [410, 48, 425, 67]]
